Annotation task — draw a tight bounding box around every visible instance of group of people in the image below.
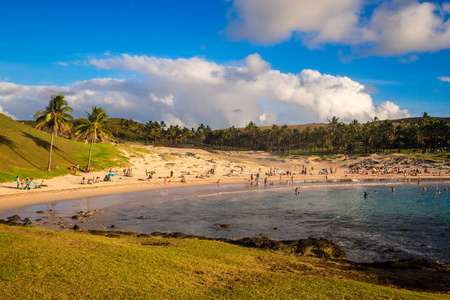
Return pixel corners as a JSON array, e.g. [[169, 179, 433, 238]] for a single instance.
[[123, 168, 133, 176], [81, 176, 110, 184], [14, 176, 45, 190]]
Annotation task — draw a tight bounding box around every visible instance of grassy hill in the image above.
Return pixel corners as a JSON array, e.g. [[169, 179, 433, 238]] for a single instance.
[[0, 114, 128, 182], [0, 225, 447, 299]]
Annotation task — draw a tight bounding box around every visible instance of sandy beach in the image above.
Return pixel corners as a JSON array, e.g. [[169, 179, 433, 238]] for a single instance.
[[1, 144, 450, 213]]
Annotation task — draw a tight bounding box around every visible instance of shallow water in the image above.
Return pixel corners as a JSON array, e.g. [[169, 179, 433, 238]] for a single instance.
[[2, 179, 449, 263]]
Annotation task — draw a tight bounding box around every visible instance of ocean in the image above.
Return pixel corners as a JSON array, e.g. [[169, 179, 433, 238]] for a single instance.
[[2, 179, 449, 263]]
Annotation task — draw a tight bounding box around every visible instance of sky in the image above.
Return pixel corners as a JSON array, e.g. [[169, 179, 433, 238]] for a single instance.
[[1, 0, 450, 129]]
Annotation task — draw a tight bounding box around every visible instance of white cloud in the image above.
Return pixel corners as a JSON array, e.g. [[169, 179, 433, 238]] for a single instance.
[[367, 1, 450, 55], [225, 0, 450, 57], [438, 76, 450, 82], [398, 54, 419, 64], [0, 105, 16, 119], [226, 0, 361, 46], [0, 54, 409, 128], [150, 93, 174, 107], [57, 62, 69, 67]]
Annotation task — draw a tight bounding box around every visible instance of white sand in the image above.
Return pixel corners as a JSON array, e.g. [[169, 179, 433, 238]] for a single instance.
[[1, 144, 448, 213]]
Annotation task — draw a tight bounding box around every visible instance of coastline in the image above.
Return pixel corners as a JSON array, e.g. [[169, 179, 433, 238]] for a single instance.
[[2, 145, 450, 213], [3, 174, 450, 214]]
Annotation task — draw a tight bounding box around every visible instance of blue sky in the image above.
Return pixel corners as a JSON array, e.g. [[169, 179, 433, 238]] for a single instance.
[[1, 0, 450, 128]]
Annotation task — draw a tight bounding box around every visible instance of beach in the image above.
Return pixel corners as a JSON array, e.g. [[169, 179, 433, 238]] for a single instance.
[[1, 144, 450, 213]]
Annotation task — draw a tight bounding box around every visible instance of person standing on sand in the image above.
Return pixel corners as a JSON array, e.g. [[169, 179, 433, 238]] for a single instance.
[[15, 176, 20, 189]]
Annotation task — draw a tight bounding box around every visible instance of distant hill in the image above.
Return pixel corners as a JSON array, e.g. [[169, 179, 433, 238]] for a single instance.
[[232, 116, 450, 131], [0, 114, 127, 182]]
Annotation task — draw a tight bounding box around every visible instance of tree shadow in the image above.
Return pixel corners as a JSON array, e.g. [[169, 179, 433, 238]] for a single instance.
[[21, 132, 76, 165], [0, 134, 15, 148], [22, 132, 56, 152], [0, 134, 39, 168]]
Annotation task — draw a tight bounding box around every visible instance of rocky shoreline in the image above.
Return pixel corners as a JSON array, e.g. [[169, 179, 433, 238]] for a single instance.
[[2, 214, 450, 293]]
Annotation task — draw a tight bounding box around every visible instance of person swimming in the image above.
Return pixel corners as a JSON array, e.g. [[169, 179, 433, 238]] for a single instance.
[[364, 192, 368, 198]]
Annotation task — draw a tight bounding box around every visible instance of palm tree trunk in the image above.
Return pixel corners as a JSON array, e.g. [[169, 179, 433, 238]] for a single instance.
[[47, 132, 54, 171], [88, 137, 94, 169]]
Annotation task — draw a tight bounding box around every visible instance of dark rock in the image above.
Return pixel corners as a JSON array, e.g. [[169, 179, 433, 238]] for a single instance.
[[36, 211, 44, 214], [420, 244, 428, 248], [214, 223, 232, 228], [7, 215, 21, 222], [231, 237, 287, 251], [138, 216, 146, 219], [110, 225, 115, 228], [73, 225, 80, 231], [151, 231, 213, 240], [286, 238, 347, 259]]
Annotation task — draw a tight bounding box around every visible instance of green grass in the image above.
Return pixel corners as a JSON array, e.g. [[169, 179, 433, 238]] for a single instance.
[[0, 225, 447, 299], [0, 114, 128, 182]]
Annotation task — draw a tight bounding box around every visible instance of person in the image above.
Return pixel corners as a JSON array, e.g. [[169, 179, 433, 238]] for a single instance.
[[364, 192, 368, 198], [181, 175, 186, 184], [15, 176, 20, 189], [295, 187, 300, 194], [391, 186, 395, 192], [423, 186, 427, 191], [81, 177, 86, 184], [170, 170, 174, 178], [217, 179, 220, 186], [20, 179, 25, 190]]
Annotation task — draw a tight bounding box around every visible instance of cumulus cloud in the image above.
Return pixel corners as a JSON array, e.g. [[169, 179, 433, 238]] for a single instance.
[[226, 0, 361, 45], [225, 0, 450, 57], [438, 76, 450, 82], [0, 54, 409, 128]]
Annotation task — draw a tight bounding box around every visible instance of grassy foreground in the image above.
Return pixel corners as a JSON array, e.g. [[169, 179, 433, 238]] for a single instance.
[[0, 225, 448, 299], [0, 114, 128, 182]]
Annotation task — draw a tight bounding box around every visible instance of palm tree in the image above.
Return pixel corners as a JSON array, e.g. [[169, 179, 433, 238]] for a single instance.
[[75, 106, 111, 169], [34, 94, 73, 171]]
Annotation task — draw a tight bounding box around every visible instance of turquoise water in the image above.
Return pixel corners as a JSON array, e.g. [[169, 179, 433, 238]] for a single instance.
[[2, 180, 449, 263]]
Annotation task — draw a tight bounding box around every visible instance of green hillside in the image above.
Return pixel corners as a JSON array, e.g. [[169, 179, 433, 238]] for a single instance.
[[0, 226, 447, 299], [0, 114, 128, 182]]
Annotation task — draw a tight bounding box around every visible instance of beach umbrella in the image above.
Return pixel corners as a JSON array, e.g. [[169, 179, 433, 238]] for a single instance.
[[26, 181, 38, 186], [108, 173, 116, 177], [276, 169, 282, 174]]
